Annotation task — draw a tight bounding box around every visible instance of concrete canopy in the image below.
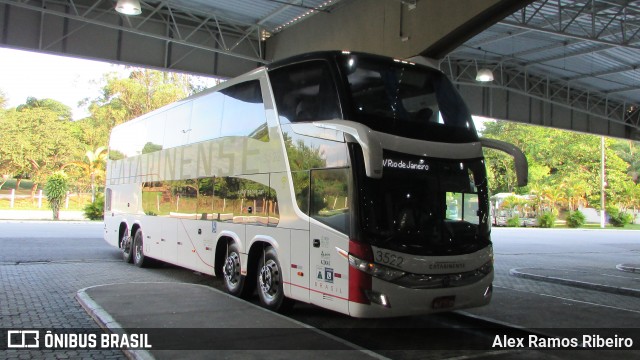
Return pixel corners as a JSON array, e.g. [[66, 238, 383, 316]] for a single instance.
[[1, 0, 638, 140]]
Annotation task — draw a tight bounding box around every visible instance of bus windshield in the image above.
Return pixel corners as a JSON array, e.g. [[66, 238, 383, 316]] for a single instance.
[[339, 54, 478, 143], [356, 151, 490, 256]]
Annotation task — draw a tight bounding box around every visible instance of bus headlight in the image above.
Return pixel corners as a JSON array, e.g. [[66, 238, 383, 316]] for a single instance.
[[348, 254, 406, 281]]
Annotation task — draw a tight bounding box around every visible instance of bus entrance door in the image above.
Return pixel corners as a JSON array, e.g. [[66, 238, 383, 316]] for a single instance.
[[309, 224, 349, 314], [289, 229, 310, 302]]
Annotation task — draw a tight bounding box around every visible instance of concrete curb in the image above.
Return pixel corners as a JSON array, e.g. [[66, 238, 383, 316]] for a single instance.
[[509, 268, 640, 298], [76, 282, 388, 360], [76, 285, 155, 360], [616, 264, 640, 274]]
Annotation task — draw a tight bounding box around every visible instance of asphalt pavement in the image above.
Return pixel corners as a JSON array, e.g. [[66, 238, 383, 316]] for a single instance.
[[67, 261, 640, 360], [2, 222, 640, 360], [74, 227, 640, 359]]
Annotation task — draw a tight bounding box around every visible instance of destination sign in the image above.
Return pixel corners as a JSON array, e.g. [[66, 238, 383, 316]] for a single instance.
[[382, 158, 430, 171]]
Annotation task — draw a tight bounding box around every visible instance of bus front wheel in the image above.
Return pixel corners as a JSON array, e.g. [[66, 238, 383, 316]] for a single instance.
[[122, 231, 134, 263], [133, 230, 151, 268], [257, 247, 293, 313], [223, 243, 248, 297]]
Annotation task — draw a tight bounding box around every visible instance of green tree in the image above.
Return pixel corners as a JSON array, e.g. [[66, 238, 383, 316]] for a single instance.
[[63, 146, 108, 202], [560, 174, 589, 211], [540, 185, 563, 215], [75, 69, 205, 166], [45, 172, 69, 220], [482, 120, 635, 215], [612, 139, 640, 184], [603, 140, 637, 209], [0, 107, 83, 197], [72, 116, 111, 152], [17, 97, 73, 121], [84, 69, 196, 129]]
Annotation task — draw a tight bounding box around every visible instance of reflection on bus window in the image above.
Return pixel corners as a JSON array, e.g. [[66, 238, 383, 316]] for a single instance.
[[142, 176, 278, 226], [310, 168, 350, 234], [341, 55, 477, 143], [220, 81, 269, 142]]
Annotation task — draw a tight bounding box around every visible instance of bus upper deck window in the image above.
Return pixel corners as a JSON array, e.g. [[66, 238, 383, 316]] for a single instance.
[[269, 60, 341, 124]]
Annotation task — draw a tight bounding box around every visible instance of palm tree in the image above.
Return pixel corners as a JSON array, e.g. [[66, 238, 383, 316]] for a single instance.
[[64, 146, 108, 202], [541, 186, 563, 215], [560, 177, 588, 211]]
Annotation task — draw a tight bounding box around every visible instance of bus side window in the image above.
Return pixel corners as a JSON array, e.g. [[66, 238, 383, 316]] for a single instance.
[[269, 60, 341, 124], [291, 171, 310, 215], [190, 93, 223, 144], [220, 80, 269, 142], [109, 121, 146, 159], [142, 115, 165, 154], [164, 103, 193, 149], [105, 188, 112, 212], [310, 168, 350, 234]]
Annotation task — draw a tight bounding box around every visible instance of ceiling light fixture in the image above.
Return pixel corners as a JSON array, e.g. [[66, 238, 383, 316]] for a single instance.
[[115, 0, 142, 15], [476, 68, 494, 82], [475, 49, 494, 82]]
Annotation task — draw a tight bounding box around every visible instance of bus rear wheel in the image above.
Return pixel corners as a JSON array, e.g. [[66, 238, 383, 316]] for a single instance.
[[257, 247, 294, 313]]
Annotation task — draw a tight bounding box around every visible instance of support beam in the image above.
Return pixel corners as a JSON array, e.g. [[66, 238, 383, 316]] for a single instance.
[[441, 56, 640, 141], [266, 0, 535, 61], [0, 0, 264, 77]]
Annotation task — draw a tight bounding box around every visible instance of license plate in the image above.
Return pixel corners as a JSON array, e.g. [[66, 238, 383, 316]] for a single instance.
[[432, 296, 455, 309]]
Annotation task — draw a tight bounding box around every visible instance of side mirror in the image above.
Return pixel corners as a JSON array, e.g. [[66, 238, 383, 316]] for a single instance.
[[480, 137, 529, 187]]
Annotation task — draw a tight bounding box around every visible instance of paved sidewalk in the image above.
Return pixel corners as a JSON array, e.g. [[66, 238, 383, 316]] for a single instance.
[[76, 267, 640, 359], [0, 209, 86, 220], [509, 265, 640, 297], [462, 263, 640, 331], [76, 282, 382, 360]]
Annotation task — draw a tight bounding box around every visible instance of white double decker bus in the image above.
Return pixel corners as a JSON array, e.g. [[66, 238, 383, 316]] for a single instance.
[[104, 51, 527, 317]]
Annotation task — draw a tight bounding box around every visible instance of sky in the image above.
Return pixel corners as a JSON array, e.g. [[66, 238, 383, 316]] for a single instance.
[[0, 47, 129, 120]]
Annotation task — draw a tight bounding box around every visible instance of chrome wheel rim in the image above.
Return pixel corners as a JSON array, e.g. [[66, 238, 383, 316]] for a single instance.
[[122, 235, 131, 256], [224, 252, 241, 290], [134, 238, 142, 263], [259, 259, 280, 302]]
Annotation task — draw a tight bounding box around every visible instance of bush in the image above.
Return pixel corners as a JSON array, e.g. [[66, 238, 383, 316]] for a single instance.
[[538, 211, 556, 228], [45, 172, 69, 220], [506, 216, 520, 227], [607, 206, 632, 227], [566, 210, 586, 228], [83, 194, 104, 220]]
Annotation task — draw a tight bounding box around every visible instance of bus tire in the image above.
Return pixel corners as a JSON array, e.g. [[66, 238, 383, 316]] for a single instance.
[[133, 230, 150, 268], [122, 231, 134, 264], [223, 243, 249, 298], [257, 246, 294, 313]]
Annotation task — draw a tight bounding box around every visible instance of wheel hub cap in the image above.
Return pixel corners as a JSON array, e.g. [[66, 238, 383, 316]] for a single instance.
[[224, 253, 240, 284], [259, 260, 279, 299]]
